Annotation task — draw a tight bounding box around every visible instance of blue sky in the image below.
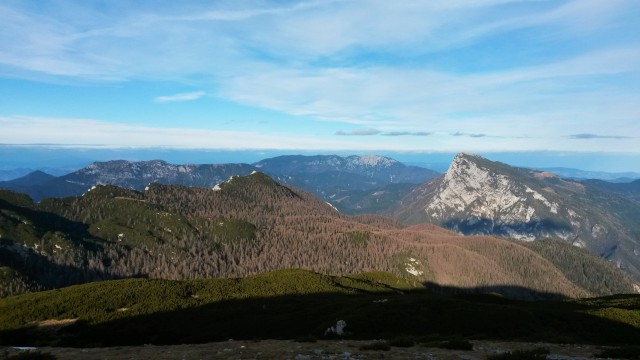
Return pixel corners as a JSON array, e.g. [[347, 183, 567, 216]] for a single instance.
[[1, 1, 639, 170]]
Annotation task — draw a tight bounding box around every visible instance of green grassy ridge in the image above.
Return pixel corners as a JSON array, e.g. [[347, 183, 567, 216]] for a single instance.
[[0, 269, 417, 330], [0, 270, 638, 347]]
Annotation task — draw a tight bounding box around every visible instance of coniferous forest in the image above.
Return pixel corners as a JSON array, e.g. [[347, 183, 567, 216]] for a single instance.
[[1, 172, 634, 300]]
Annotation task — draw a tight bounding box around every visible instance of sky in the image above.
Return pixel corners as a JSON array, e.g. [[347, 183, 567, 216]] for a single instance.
[[1, 1, 639, 171]]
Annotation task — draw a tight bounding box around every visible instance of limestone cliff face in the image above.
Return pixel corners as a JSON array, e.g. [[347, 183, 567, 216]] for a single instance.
[[431, 155, 547, 220], [425, 153, 567, 241], [394, 153, 640, 281]]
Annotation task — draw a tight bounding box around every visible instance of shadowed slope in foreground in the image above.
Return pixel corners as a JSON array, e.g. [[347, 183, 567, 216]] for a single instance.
[[1, 269, 638, 347]]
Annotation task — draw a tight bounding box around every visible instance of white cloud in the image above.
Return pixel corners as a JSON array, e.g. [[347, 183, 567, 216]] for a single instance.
[[1, 115, 637, 153], [0, 1, 639, 153], [218, 46, 640, 137], [2, 1, 635, 80], [335, 128, 381, 136], [154, 91, 206, 103], [568, 133, 633, 140], [0, 115, 397, 151]]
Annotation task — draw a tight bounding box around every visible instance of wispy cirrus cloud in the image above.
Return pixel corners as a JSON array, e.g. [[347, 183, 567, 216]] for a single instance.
[[154, 91, 206, 103], [2, 0, 636, 78], [0, 115, 387, 150], [335, 129, 381, 136], [451, 132, 487, 138], [568, 133, 633, 140], [2, 115, 639, 153], [382, 131, 432, 137], [335, 129, 432, 137]]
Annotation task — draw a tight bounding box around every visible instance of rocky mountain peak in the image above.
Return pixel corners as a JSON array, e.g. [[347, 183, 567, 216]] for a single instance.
[[347, 155, 398, 168], [443, 153, 490, 184], [434, 153, 562, 219], [395, 152, 640, 281], [430, 153, 542, 225]]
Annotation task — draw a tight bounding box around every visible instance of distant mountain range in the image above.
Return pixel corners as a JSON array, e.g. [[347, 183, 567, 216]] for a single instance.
[[537, 167, 640, 182], [0, 167, 80, 181], [255, 155, 439, 214], [0, 155, 439, 214], [254, 154, 436, 183], [0, 161, 258, 201], [4, 161, 637, 182], [394, 153, 640, 282], [0, 169, 37, 182]]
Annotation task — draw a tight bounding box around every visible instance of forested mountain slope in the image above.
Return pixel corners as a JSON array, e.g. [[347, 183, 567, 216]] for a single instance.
[[0, 172, 636, 299]]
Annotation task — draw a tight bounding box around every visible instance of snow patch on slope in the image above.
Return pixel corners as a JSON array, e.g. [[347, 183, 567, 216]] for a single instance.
[[325, 202, 339, 212], [405, 257, 424, 276], [525, 187, 558, 214]]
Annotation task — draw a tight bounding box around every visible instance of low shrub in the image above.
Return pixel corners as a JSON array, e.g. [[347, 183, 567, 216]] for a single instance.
[[421, 338, 473, 350], [5, 351, 57, 360], [359, 340, 391, 351], [487, 347, 549, 360], [388, 336, 416, 347]]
